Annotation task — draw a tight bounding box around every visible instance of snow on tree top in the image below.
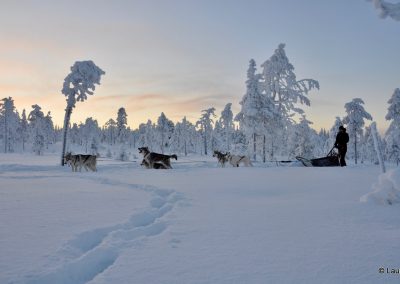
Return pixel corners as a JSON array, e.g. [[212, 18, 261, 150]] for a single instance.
[[62, 61, 105, 107]]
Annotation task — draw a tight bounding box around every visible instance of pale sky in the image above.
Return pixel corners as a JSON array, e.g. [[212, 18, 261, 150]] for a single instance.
[[0, 0, 398, 133]]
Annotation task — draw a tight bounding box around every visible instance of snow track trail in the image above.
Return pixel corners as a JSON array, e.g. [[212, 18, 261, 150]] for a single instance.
[[8, 170, 185, 284]]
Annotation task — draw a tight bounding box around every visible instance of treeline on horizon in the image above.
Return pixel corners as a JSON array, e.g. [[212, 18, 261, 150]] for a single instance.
[[0, 44, 399, 165]]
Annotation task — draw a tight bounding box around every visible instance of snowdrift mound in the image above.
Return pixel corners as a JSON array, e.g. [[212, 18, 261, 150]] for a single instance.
[[360, 168, 400, 205]]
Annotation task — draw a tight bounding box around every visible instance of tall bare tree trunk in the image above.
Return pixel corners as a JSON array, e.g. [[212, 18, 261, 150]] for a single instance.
[[184, 140, 187, 156], [204, 130, 207, 156], [61, 106, 72, 166], [263, 135, 266, 163], [354, 132, 357, 165], [271, 139, 274, 160], [226, 129, 230, 152], [253, 133, 256, 161]]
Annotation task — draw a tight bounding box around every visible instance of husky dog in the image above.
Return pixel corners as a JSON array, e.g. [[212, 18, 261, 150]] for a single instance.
[[213, 150, 228, 167], [64, 152, 97, 172], [226, 152, 253, 167], [140, 159, 168, 169], [138, 147, 177, 169]]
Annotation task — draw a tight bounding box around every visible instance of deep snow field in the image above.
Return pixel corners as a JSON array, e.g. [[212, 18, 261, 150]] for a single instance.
[[1, 153, 400, 284]]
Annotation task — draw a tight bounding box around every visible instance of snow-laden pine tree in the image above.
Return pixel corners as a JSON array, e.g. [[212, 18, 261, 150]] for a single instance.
[[260, 43, 319, 123], [312, 129, 328, 158], [219, 103, 234, 152], [0, 97, 19, 153], [230, 128, 247, 155], [385, 88, 400, 165], [118, 144, 129, 161], [28, 104, 45, 155], [61, 61, 105, 165], [212, 120, 224, 152], [369, 0, 400, 21], [260, 44, 319, 160], [343, 98, 373, 164], [81, 117, 100, 154], [20, 109, 28, 151], [137, 120, 156, 150], [128, 128, 137, 149], [69, 123, 80, 145], [196, 108, 216, 155], [116, 107, 128, 144], [287, 116, 317, 159], [43, 112, 55, 149], [170, 117, 196, 156], [157, 112, 174, 153], [235, 59, 268, 160], [105, 119, 117, 145], [361, 126, 378, 164]]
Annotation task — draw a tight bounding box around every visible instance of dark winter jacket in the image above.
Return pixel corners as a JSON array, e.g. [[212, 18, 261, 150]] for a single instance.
[[335, 131, 349, 148]]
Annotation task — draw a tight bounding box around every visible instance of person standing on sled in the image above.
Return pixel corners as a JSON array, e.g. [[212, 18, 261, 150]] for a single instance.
[[335, 126, 349, 167]]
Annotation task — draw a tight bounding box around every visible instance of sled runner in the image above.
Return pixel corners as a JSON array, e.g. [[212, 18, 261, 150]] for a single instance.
[[296, 148, 339, 167]]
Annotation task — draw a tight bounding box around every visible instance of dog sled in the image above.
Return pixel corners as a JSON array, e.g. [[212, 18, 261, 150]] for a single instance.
[[296, 148, 339, 167]]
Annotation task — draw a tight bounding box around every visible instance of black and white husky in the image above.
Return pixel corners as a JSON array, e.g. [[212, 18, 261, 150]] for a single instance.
[[226, 153, 253, 167], [213, 150, 228, 167], [138, 147, 177, 169], [64, 152, 97, 172]]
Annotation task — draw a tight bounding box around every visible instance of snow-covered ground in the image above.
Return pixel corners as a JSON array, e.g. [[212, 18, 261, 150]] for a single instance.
[[1, 153, 400, 284]]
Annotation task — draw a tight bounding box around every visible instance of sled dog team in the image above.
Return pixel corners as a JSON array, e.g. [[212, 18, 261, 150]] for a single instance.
[[64, 147, 252, 172]]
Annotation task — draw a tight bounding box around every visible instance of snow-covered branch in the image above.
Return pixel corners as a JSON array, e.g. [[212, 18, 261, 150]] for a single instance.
[[369, 0, 400, 21]]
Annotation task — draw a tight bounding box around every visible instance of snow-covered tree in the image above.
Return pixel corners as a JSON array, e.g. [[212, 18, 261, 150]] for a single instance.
[[230, 129, 247, 155], [170, 117, 196, 156], [137, 120, 156, 150], [81, 117, 100, 154], [219, 103, 234, 152], [314, 129, 329, 158], [369, 0, 400, 21], [261, 44, 319, 122], [127, 128, 137, 149], [157, 112, 174, 153], [43, 112, 55, 149], [0, 97, 19, 153], [28, 104, 45, 155], [343, 98, 373, 164], [212, 120, 224, 152], [19, 109, 28, 151], [118, 144, 129, 161], [196, 107, 216, 155], [69, 123, 80, 145], [386, 133, 400, 165], [235, 59, 266, 160], [104, 119, 117, 145], [385, 88, 400, 165], [259, 44, 319, 161], [61, 60, 105, 165], [116, 107, 128, 144], [287, 116, 317, 159]]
